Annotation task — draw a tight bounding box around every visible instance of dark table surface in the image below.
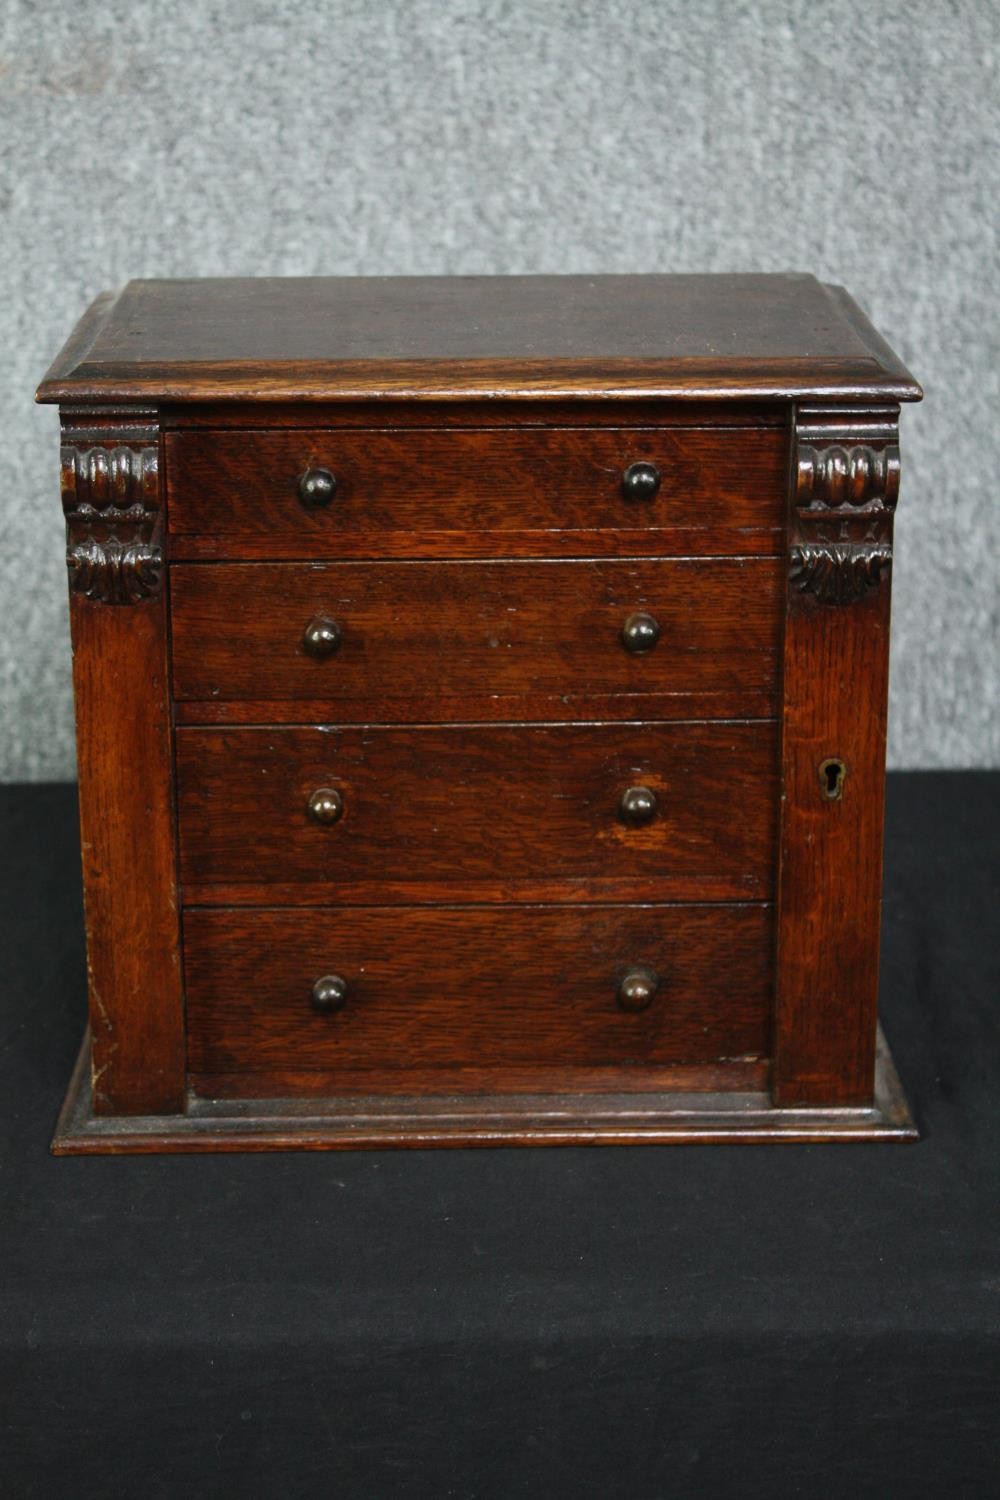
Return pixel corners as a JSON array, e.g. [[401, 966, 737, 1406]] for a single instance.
[[2, 773, 997, 1500]]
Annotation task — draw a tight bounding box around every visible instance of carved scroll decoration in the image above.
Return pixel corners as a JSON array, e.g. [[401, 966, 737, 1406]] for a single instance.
[[789, 408, 901, 606], [60, 413, 162, 604]]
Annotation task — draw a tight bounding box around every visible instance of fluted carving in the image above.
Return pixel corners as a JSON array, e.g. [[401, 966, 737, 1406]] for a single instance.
[[60, 414, 162, 604], [789, 409, 901, 605]]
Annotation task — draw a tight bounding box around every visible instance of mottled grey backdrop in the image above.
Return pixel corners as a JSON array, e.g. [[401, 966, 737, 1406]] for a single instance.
[[1, 0, 997, 778]]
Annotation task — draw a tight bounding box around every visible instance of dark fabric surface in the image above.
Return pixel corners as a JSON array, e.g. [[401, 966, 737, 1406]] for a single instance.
[[1, 773, 997, 1499]]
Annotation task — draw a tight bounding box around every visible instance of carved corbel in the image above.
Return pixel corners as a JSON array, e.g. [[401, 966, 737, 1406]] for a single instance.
[[789, 407, 901, 605], [60, 410, 162, 604]]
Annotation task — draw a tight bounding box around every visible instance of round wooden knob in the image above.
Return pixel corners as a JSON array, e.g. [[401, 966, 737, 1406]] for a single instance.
[[619, 785, 657, 827], [298, 466, 338, 509], [621, 611, 661, 655], [307, 787, 343, 825], [302, 615, 342, 659], [311, 974, 348, 1014], [621, 461, 661, 502], [617, 966, 659, 1012]]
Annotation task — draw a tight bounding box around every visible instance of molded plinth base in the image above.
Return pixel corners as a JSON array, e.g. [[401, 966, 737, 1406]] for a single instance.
[[52, 1027, 917, 1153]]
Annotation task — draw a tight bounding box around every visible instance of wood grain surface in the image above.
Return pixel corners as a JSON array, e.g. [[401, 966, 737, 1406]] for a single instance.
[[183, 903, 773, 1082], [53, 1028, 918, 1151], [773, 584, 890, 1103], [61, 410, 186, 1116], [69, 594, 185, 1114], [773, 407, 900, 1106], [164, 425, 787, 558], [188, 1059, 770, 1100], [170, 558, 783, 711], [176, 721, 779, 902], [36, 275, 922, 404], [162, 398, 789, 430]]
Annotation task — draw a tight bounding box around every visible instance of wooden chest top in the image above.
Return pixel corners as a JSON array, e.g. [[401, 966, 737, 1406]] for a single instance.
[[37, 273, 920, 404]]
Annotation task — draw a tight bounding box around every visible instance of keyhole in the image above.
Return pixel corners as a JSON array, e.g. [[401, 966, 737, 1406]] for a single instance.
[[818, 757, 847, 801]]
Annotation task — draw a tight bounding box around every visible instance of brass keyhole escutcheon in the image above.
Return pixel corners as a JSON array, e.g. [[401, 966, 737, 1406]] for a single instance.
[[818, 757, 847, 801]]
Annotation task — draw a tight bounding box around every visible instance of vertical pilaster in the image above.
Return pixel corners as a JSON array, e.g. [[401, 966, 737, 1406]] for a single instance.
[[62, 407, 185, 1114], [773, 405, 901, 1106]]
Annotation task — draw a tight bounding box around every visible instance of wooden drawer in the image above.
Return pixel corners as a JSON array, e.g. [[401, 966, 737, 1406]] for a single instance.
[[176, 721, 778, 904], [184, 903, 773, 1092], [170, 558, 783, 723], [164, 426, 787, 559]]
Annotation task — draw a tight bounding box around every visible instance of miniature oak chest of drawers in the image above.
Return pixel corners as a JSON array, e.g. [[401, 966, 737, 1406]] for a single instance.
[[39, 274, 922, 1151]]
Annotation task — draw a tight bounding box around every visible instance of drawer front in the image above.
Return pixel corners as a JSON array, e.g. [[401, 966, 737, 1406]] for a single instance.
[[165, 426, 787, 559], [176, 722, 778, 904], [184, 904, 773, 1084], [170, 558, 783, 720]]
